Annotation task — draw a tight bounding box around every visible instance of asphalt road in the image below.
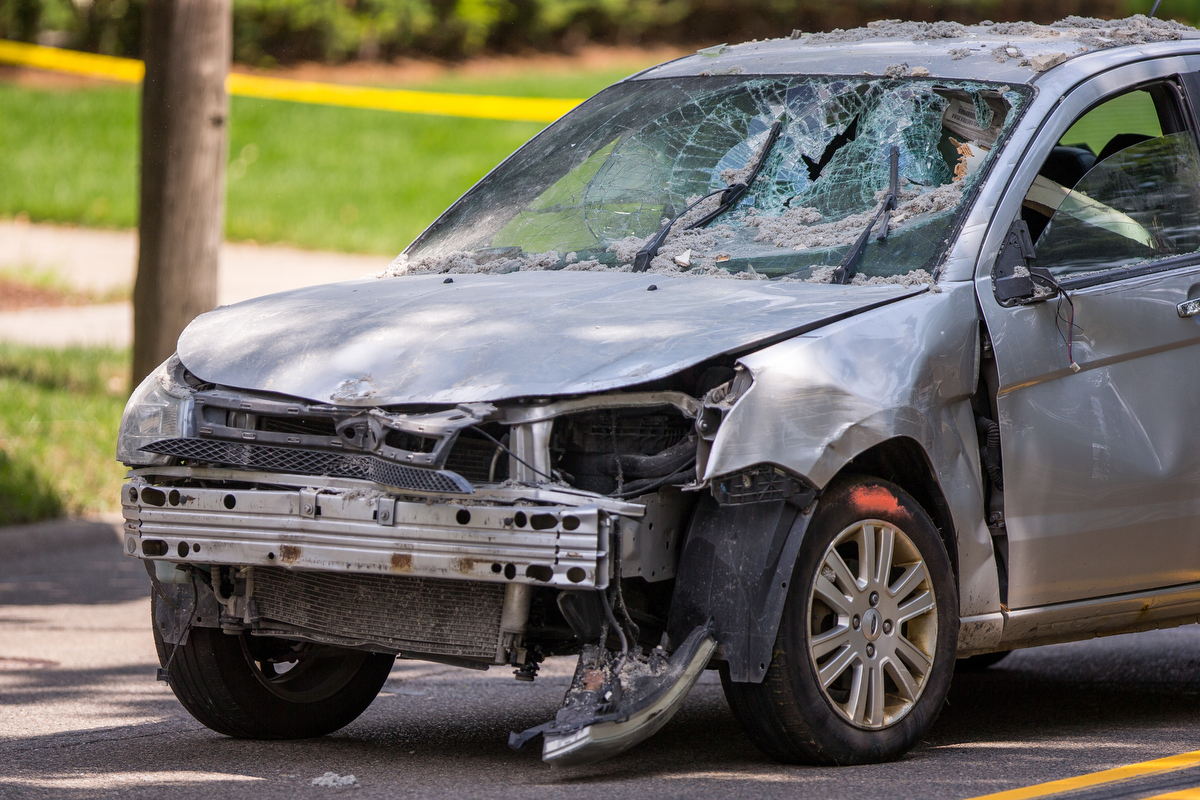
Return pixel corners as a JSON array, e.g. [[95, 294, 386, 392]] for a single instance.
[[2, 531, 1200, 799]]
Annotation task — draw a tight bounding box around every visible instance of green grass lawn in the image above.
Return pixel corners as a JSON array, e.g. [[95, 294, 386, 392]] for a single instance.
[[0, 64, 648, 254], [0, 344, 129, 524], [412, 65, 647, 99]]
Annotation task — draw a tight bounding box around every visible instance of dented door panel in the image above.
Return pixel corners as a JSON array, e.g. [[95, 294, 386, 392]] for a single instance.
[[976, 59, 1200, 608], [986, 272, 1200, 607]]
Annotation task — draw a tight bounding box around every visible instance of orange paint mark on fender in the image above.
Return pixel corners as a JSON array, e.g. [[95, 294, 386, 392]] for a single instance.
[[848, 486, 906, 518]]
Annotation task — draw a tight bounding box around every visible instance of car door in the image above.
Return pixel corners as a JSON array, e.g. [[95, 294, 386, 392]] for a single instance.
[[976, 64, 1200, 609]]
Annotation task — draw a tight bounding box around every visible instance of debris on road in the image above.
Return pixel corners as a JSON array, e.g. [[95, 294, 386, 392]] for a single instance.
[[312, 772, 360, 788]]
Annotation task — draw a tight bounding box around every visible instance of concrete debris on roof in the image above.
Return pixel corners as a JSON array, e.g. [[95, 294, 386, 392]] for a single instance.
[[786, 15, 1196, 68], [1052, 14, 1187, 31], [881, 62, 934, 78], [989, 21, 1059, 37], [805, 19, 970, 45], [312, 772, 359, 788], [1031, 52, 1069, 71]]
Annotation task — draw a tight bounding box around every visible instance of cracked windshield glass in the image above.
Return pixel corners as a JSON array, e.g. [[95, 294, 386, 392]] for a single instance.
[[396, 76, 1027, 283]]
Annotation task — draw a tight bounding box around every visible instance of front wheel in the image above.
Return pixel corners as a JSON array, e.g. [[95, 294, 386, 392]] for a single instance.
[[152, 594, 394, 739], [722, 476, 958, 765]]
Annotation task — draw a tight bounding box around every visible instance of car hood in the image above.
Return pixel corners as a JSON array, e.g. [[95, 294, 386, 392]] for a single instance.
[[177, 272, 924, 406]]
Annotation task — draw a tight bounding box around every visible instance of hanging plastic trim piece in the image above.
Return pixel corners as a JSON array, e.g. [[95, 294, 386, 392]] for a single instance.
[[507, 623, 716, 767]]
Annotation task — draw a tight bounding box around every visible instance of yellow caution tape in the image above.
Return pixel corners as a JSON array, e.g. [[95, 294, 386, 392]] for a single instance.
[[0, 39, 581, 123], [0, 38, 143, 82], [224, 73, 578, 122]]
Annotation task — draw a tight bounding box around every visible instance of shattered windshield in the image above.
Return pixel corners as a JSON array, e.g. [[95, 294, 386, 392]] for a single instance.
[[396, 76, 1028, 283]]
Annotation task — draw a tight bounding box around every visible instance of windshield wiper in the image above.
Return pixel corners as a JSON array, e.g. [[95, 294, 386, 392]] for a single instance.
[[830, 145, 900, 285], [633, 119, 784, 272]]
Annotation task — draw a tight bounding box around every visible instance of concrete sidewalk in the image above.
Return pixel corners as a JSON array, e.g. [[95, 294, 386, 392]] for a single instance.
[[0, 220, 392, 347]]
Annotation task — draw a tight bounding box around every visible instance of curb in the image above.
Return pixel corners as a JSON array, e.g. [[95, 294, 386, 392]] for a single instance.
[[0, 515, 124, 558]]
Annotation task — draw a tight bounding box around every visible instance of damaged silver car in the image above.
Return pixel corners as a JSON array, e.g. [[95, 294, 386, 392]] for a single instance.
[[119, 15, 1200, 766]]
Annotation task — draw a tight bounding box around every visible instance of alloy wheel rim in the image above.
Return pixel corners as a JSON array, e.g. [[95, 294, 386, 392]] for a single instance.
[[806, 519, 938, 729]]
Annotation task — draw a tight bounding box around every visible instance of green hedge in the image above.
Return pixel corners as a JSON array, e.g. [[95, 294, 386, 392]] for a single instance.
[[0, 0, 1186, 64]]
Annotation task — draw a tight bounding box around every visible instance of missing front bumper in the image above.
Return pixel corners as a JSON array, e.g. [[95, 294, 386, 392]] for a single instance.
[[122, 480, 611, 589]]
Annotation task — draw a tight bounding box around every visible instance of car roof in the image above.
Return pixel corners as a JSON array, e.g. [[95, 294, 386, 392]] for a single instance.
[[633, 17, 1200, 86]]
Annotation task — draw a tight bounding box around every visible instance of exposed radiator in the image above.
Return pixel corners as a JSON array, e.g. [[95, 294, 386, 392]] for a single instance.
[[252, 567, 505, 660]]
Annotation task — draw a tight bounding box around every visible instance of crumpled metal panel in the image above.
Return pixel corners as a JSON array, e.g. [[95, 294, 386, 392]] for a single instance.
[[704, 282, 1002, 621], [177, 272, 920, 406]]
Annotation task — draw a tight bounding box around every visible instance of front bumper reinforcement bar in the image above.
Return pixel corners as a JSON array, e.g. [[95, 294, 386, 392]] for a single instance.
[[122, 481, 611, 589]]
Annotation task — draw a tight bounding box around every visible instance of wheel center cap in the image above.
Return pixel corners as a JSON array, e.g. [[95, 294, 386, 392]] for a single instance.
[[862, 608, 882, 642]]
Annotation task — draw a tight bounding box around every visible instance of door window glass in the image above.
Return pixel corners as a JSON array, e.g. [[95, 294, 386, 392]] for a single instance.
[[1034, 132, 1200, 277], [1021, 87, 1175, 246]]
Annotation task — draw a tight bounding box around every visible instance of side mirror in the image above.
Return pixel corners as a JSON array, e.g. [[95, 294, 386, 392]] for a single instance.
[[991, 218, 1056, 306]]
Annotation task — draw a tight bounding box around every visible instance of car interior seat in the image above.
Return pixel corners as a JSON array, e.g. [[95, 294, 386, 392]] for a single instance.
[[1038, 145, 1096, 189], [1095, 132, 1155, 163], [1022, 145, 1097, 240]]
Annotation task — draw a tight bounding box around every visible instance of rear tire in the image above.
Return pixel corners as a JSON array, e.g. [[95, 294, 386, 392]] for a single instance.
[[722, 476, 958, 765], [152, 593, 394, 739]]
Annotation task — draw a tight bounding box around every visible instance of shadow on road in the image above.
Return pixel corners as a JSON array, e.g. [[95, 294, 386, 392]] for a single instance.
[[3, 532, 1200, 799], [0, 541, 147, 605]]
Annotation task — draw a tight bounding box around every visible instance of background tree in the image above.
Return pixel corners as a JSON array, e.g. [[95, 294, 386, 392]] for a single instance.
[[132, 0, 231, 384]]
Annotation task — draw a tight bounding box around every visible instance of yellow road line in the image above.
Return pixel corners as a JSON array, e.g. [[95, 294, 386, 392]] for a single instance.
[[1140, 790, 1200, 799], [0, 39, 581, 123], [966, 749, 1200, 800]]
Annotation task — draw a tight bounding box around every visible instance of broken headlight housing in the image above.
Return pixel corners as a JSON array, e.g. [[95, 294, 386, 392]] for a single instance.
[[116, 354, 195, 466]]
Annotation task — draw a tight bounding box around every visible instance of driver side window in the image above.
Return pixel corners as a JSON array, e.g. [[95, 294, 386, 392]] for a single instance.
[[1023, 83, 1200, 279]]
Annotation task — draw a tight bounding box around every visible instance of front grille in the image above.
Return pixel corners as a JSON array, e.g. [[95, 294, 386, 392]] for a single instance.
[[142, 437, 473, 494], [253, 568, 504, 659]]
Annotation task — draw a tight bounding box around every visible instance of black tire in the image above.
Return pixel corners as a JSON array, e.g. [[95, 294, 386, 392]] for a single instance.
[[956, 651, 1011, 672], [152, 593, 394, 739], [722, 476, 958, 765]]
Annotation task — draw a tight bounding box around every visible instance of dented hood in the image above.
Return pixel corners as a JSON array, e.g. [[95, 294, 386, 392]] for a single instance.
[[177, 272, 923, 406]]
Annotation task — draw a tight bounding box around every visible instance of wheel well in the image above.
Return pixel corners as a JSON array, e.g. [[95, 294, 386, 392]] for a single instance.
[[837, 437, 959, 587]]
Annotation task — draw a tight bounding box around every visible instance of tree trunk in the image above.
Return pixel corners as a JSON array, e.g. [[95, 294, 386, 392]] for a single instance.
[[133, 0, 231, 385]]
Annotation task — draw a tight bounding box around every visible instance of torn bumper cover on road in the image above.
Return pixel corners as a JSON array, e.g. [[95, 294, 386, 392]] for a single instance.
[[510, 625, 717, 767]]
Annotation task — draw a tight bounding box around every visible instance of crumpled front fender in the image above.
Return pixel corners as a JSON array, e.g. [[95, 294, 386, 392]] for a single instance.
[[690, 283, 1003, 659]]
